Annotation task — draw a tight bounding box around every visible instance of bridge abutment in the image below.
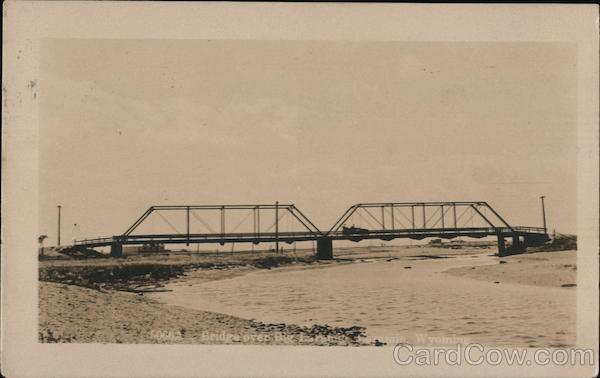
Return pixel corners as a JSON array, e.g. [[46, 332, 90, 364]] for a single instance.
[[523, 233, 550, 247], [316, 237, 333, 260], [110, 242, 123, 258], [508, 233, 526, 254]]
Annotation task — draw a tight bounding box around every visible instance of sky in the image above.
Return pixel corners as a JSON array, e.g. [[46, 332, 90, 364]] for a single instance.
[[39, 39, 578, 245]]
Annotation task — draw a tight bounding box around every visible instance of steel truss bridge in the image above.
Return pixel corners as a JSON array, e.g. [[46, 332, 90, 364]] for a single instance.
[[73, 201, 549, 258]]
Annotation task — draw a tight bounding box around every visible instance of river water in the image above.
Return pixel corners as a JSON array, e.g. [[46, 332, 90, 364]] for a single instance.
[[151, 252, 575, 347]]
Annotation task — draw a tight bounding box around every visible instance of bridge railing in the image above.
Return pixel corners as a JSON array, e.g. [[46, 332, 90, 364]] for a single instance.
[[74, 237, 115, 245], [74, 231, 321, 246], [513, 226, 547, 234], [121, 231, 318, 242], [329, 226, 500, 235]]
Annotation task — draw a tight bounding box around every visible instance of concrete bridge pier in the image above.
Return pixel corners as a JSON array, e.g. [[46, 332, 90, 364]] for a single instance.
[[509, 233, 525, 254], [512, 233, 520, 249], [110, 242, 123, 258], [496, 232, 506, 257], [316, 237, 333, 260]]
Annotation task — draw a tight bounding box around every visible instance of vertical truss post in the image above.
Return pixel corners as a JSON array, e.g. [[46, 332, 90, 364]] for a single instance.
[[453, 203, 457, 228], [411, 205, 415, 229], [253, 206, 257, 237], [186, 206, 190, 246], [275, 201, 279, 253], [381, 206, 385, 230], [257, 206, 260, 237], [220, 206, 225, 241], [440, 205, 445, 230], [391, 203, 395, 230], [422, 204, 426, 228]]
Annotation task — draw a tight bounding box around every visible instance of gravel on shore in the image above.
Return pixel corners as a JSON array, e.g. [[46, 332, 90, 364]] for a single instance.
[[39, 281, 368, 345], [38, 251, 375, 345]]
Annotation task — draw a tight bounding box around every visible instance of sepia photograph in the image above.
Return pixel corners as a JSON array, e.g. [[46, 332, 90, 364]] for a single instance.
[[2, 2, 598, 377], [37, 39, 579, 347]]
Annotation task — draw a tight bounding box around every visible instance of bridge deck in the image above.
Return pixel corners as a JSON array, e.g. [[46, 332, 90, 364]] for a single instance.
[[74, 226, 547, 248]]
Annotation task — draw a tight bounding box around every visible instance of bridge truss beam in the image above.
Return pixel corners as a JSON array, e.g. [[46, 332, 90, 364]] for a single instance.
[[327, 201, 514, 234], [73, 201, 548, 259], [122, 203, 322, 245]]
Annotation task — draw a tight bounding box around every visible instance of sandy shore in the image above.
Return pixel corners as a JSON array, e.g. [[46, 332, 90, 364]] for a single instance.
[[39, 281, 366, 345], [39, 250, 369, 345], [39, 246, 577, 346], [444, 250, 577, 288]]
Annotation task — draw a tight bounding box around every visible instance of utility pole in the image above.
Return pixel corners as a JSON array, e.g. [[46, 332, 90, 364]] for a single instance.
[[540, 196, 547, 232], [57, 205, 62, 246]]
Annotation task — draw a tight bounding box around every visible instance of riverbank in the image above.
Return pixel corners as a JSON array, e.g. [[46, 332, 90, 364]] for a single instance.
[[39, 249, 372, 344], [38, 244, 489, 292], [39, 246, 576, 346], [39, 251, 318, 292], [444, 250, 577, 288], [39, 282, 367, 345]]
